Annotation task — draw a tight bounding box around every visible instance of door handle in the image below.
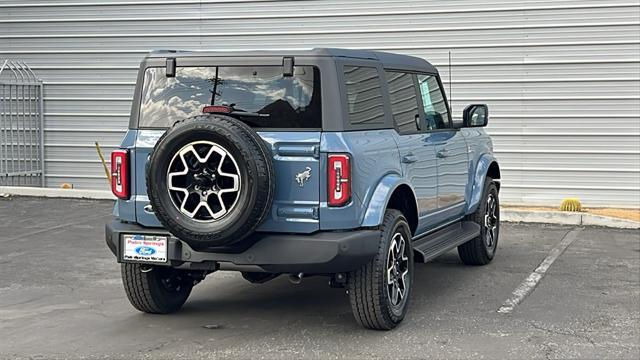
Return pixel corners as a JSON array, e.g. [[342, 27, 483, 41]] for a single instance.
[[437, 149, 449, 158], [402, 154, 418, 164]]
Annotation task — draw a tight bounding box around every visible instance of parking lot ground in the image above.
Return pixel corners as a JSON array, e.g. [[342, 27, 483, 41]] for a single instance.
[[0, 197, 638, 359]]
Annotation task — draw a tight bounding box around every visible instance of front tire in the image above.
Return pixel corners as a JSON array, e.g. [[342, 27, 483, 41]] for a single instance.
[[347, 209, 414, 330], [121, 263, 194, 314], [458, 177, 499, 265]]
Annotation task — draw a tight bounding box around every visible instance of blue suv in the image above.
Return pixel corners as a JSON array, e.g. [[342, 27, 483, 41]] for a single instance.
[[105, 48, 501, 330]]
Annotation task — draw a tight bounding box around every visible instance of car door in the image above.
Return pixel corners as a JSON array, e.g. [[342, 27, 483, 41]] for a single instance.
[[385, 70, 438, 234], [417, 73, 469, 223]]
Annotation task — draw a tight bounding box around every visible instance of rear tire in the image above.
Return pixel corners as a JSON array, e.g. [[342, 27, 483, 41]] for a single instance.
[[347, 209, 414, 330], [458, 177, 499, 265], [121, 263, 193, 314]]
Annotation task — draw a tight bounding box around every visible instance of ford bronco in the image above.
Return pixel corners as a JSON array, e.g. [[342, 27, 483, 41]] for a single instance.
[[105, 48, 501, 330]]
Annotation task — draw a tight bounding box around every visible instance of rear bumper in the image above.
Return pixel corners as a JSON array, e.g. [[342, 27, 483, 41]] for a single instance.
[[105, 220, 379, 273]]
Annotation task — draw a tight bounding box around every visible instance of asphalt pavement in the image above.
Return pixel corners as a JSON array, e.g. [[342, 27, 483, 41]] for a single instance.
[[0, 197, 638, 359]]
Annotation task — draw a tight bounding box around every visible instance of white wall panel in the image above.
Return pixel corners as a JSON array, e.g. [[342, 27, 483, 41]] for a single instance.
[[0, 0, 638, 207]]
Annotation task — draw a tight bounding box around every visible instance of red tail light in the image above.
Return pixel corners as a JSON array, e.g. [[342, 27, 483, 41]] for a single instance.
[[111, 149, 129, 199], [328, 154, 351, 207]]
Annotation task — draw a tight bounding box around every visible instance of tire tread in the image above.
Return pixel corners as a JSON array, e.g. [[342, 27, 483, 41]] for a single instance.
[[458, 177, 498, 266], [348, 209, 411, 330], [121, 263, 191, 314]]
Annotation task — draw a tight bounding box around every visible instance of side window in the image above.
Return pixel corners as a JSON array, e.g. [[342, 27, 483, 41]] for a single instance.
[[385, 71, 420, 134], [344, 66, 386, 127], [417, 74, 450, 130]]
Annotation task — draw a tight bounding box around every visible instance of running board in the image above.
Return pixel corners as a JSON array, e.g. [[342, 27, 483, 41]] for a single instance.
[[412, 221, 481, 263]]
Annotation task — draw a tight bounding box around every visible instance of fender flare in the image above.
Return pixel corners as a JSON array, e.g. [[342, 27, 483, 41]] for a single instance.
[[361, 174, 417, 228], [466, 153, 500, 214]]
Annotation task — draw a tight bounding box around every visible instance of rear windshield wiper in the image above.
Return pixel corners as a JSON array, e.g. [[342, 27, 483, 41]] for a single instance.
[[231, 110, 270, 117], [202, 105, 269, 118]]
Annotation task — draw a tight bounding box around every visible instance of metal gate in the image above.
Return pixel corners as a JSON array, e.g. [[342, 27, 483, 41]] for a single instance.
[[0, 60, 44, 187]]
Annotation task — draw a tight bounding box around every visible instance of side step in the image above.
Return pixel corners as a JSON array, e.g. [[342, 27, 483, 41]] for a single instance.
[[412, 221, 481, 263]]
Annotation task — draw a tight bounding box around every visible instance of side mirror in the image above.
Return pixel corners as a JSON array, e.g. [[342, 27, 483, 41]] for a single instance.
[[462, 104, 489, 127]]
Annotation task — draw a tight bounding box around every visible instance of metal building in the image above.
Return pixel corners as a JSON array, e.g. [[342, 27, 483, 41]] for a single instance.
[[1, 0, 639, 207]]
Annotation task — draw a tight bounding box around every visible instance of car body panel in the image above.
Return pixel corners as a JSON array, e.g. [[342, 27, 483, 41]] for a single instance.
[[361, 174, 415, 228], [319, 130, 401, 230], [462, 127, 499, 214], [432, 129, 469, 222], [254, 131, 321, 233]]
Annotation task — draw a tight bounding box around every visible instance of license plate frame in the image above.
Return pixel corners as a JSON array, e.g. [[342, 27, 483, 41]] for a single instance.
[[121, 234, 168, 264]]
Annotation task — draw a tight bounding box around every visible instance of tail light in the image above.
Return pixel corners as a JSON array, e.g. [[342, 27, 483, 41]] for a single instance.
[[111, 149, 130, 199], [328, 154, 351, 207]]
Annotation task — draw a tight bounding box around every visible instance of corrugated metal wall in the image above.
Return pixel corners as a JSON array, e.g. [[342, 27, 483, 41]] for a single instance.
[[1, 0, 639, 207]]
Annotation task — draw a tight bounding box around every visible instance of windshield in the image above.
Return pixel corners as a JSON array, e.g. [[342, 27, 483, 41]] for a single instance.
[[138, 65, 321, 128]]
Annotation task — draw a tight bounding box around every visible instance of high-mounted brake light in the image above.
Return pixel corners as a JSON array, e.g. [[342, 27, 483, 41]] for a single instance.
[[328, 154, 351, 207], [202, 105, 232, 114], [111, 149, 129, 199]]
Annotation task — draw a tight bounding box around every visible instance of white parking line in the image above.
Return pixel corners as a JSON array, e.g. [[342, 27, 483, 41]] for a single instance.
[[497, 228, 582, 314]]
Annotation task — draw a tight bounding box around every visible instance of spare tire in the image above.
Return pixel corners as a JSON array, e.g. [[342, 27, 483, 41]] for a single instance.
[[146, 114, 275, 250]]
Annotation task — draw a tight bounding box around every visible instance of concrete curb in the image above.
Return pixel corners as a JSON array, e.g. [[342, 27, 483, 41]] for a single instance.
[[0, 186, 115, 200], [1, 187, 637, 229], [502, 209, 639, 229]]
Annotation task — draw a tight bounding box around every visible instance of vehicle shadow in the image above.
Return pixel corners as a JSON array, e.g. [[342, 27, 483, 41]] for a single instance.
[[127, 250, 486, 331]]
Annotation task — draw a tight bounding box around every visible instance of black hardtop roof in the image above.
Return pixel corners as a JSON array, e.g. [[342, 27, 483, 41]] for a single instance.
[[147, 47, 438, 73]]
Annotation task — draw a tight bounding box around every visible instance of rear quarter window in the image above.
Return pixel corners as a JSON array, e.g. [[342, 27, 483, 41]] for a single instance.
[[138, 65, 321, 129], [343, 66, 386, 127]]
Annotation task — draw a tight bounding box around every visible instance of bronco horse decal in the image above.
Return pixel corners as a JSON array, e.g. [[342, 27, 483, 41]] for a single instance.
[[295, 167, 312, 187]]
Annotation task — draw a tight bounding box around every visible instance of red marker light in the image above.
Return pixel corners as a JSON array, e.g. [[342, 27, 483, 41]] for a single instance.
[[202, 105, 232, 114]]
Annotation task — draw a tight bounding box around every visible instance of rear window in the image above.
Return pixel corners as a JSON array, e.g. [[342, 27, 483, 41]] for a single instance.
[[138, 66, 321, 128]]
